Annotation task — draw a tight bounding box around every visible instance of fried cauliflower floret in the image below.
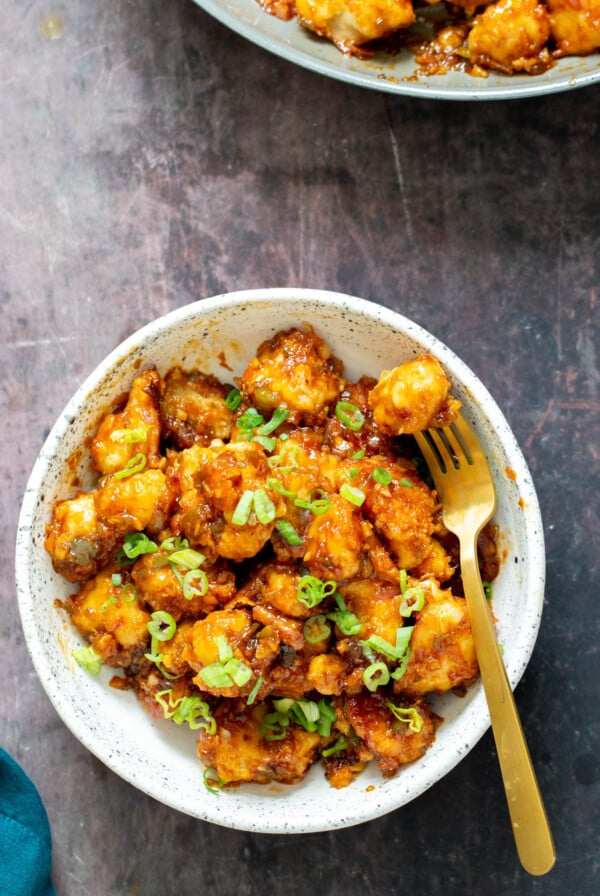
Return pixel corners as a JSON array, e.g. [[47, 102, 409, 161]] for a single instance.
[[307, 653, 350, 695], [396, 579, 478, 696], [45, 490, 115, 582], [547, 0, 600, 55], [303, 494, 364, 582], [197, 700, 321, 786], [343, 692, 437, 776], [296, 0, 415, 54], [337, 578, 402, 643], [188, 609, 259, 698], [468, 0, 551, 73], [368, 354, 460, 436], [239, 326, 343, 418], [160, 367, 236, 449], [131, 550, 235, 621], [90, 369, 163, 475], [239, 561, 313, 619], [170, 442, 284, 562], [344, 456, 438, 570], [95, 468, 172, 535], [69, 566, 151, 665]]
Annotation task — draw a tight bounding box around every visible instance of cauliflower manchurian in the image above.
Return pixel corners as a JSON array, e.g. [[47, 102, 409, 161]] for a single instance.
[[46, 325, 499, 790]]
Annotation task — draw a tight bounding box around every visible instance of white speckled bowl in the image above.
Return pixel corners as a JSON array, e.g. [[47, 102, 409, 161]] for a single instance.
[[16, 289, 545, 832]]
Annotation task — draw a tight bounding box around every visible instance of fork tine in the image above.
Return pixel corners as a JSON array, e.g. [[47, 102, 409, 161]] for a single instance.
[[427, 427, 460, 472]]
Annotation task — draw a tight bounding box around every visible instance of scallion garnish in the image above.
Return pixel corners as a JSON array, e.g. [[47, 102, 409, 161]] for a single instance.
[[327, 593, 362, 636], [203, 767, 225, 793], [385, 701, 423, 733], [111, 573, 122, 587], [399, 586, 425, 618], [155, 689, 216, 733], [294, 488, 331, 516], [399, 568, 408, 594], [253, 488, 277, 524], [339, 483, 365, 507], [198, 656, 252, 689], [167, 547, 205, 569], [400, 477, 413, 488], [297, 575, 336, 609], [335, 401, 365, 431], [260, 710, 289, 741], [251, 435, 277, 452], [275, 519, 302, 546], [322, 736, 348, 758], [237, 407, 265, 432], [483, 580, 493, 601], [267, 477, 298, 499], [257, 407, 289, 435], [118, 532, 158, 561], [113, 452, 147, 479], [363, 662, 390, 692], [182, 568, 208, 600], [372, 467, 393, 486], [302, 614, 331, 644], [231, 490, 255, 526], [147, 611, 177, 642], [225, 387, 242, 411], [360, 627, 413, 663], [246, 675, 264, 706], [110, 426, 148, 444], [72, 645, 102, 675]]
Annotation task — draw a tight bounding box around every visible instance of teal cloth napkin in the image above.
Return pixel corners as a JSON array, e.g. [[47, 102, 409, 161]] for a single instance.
[[0, 748, 55, 896]]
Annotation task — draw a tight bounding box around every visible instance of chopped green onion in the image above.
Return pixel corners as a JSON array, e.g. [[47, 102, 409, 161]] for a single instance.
[[322, 736, 348, 758], [111, 573, 122, 587], [399, 587, 425, 618], [253, 488, 277, 525], [400, 477, 413, 488], [246, 675, 264, 706], [216, 635, 233, 662], [314, 699, 336, 736], [352, 450, 365, 460], [99, 594, 119, 612], [348, 467, 359, 479], [297, 575, 336, 609], [267, 477, 298, 499], [390, 647, 412, 682], [231, 490, 255, 526], [225, 388, 242, 411], [303, 614, 331, 644], [363, 662, 390, 692], [267, 443, 299, 473], [110, 426, 148, 444], [275, 519, 302, 546], [237, 407, 264, 432], [121, 582, 137, 603], [385, 702, 423, 733], [394, 626, 413, 656], [147, 611, 177, 642], [182, 568, 208, 600], [340, 483, 365, 507], [372, 467, 393, 486], [251, 435, 277, 452], [360, 628, 413, 662], [203, 767, 225, 793], [119, 532, 158, 560], [198, 656, 252, 689], [113, 452, 147, 479], [257, 407, 289, 435], [327, 594, 362, 636], [155, 690, 216, 733], [269, 698, 335, 736], [260, 710, 289, 741], [161, 535, 189, 553], [335, 401, 365, 431], [399, 569, 409, 594], [168, 547, 205, 569], [294, 488, 331, 515], [483, 580, 493, 601], [72, 645, 102, 675]]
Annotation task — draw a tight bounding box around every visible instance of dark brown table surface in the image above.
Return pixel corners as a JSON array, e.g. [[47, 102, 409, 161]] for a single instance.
[[2, 1, 599, 894]]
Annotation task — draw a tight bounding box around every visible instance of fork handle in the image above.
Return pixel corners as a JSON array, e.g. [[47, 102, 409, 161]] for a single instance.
[[461, 543, 556, 876]]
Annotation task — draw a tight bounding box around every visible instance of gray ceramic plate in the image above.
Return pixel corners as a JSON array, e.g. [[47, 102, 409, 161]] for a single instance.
[[16, 289, 545, 832], [193, 0, 600, 99]]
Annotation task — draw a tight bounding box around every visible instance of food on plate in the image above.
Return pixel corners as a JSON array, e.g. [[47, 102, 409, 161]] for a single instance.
[[46, 327, 498, 789], [260, 0, 600, 78]]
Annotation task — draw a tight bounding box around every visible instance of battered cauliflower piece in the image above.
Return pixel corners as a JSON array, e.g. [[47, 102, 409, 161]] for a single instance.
[[131, 550, 235, 621], [295, 0, 415, 54], [343, 692, 437, 776], [368, 354, 460, 437], [197, 700, 321, 786], [337, 578, 403, 644], [468, 0, 551, 73], [238, 561, 314, 619], [396, 579, 478, 696], [94, 469, 172, 535], [69, 566, 151, 665], [239, 326, 343, 418], [160, 367, 236, 449], [45, 490, 115, 583], [547, 0, 600, 55], [303, 493, 364, 582], [91, 369, 163, 476]]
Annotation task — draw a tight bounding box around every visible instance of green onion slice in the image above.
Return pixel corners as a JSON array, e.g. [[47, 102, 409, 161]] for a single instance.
[[322, 736, 348, 758], [155, 690, 216, 733], [400, 477, 414, 488], [257, 407, 289, 435], [399, 586, 425, 618], [294, 488, 331, 515], [390, 647, 412, 682], [297, 575, 336, 609], [399, 568, 409, 594], [275, 519, 302, 546], [203, 767, 225, 793], [260, 710, 289, 741], [119, 532, 158, 560], [182, 569, 208, 600], [372, 467, 393, 486], [113, 452, 147, 479], [110, 426, 148, 444], [168, 547, 205, 569], [251, 435, 277, 452], [385, 702, 423, 733], [303, 614, 331, 644], [335, 401, 365, 431], [340, 483, 365, 506], [111, 573, 122, 587], [72, 645, 102, 675], [253, 488, 277, 525], [237, 407, 264, 432], [246, 676, 264, 706], [483, 580, 493, 601], [267, 477, 297, 499], [147, 611, 177, 642], [225, 388, 242, 411], [363, 662, 390, 692], [161, 535, 189, 553], [231, 490, 255, 526]]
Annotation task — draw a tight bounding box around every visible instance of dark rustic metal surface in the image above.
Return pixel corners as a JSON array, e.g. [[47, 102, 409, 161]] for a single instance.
[[1, 1, 599, 893]]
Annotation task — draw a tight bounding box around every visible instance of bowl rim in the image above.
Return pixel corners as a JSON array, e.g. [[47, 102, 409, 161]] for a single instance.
[[15, 288, 546, 831]]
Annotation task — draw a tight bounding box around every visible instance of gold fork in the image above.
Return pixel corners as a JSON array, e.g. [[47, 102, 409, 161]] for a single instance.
[[414, 413, 555, 876]]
